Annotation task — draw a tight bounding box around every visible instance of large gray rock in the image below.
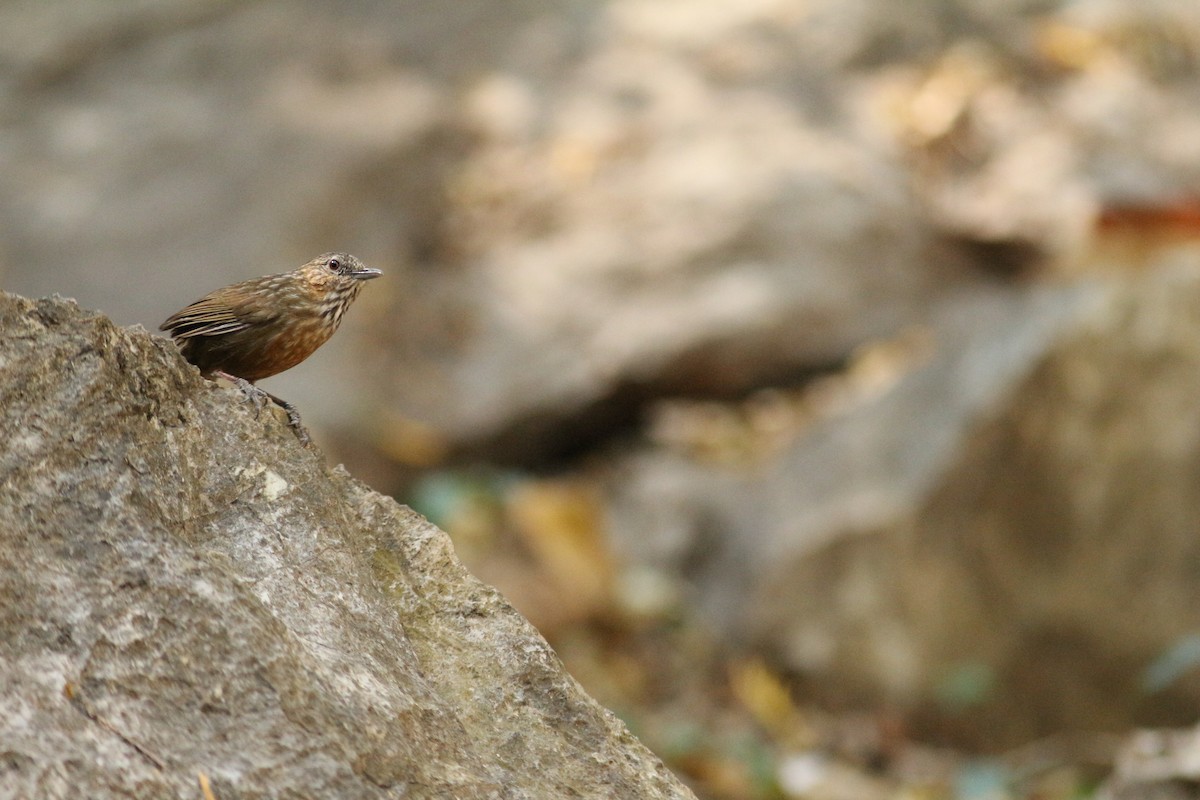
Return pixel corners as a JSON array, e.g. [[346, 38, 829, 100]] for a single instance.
[[608, 263, 1200, 746], [0, 291, 694, 799]]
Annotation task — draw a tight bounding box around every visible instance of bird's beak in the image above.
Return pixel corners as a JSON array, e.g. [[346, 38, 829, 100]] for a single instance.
[[351, 266, 383, 281]]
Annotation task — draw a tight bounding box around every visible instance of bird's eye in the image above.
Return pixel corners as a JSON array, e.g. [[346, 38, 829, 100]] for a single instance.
[[327, 258, 340, 272]]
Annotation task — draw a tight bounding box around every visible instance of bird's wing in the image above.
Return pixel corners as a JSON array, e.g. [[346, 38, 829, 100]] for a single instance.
[[159, 295, 251, 339]]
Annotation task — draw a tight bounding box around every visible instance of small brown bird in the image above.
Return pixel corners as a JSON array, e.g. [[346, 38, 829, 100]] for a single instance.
[[160, 252, 381, 443]]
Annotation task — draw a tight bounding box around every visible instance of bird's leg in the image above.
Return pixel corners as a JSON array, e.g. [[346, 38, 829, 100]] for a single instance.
[[213, 371, 310, 445], [214, 374, 314, 448], [214, 370, 270, 417], [260, 389, 311, 446]]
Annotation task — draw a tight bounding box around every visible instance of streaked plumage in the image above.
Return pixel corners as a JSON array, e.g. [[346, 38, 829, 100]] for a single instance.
[[160, 251, 381, 442]]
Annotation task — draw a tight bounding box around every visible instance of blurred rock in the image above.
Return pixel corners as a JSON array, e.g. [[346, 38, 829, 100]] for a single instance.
[[1099, 726, 1200, 800], [608, 261, 1200, 747], [7, 1, 1200, 466], [359, 0, 987, 461], [0, 0, 574, 442], [0, 291, 694, 799]]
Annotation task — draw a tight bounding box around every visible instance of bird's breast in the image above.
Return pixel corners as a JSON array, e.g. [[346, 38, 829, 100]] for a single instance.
[[318, 283, 362, 330], [271, 314, 338, 370]]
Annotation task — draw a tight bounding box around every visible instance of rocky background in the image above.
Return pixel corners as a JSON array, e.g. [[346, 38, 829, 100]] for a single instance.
[[5, 1, 1200, 798]]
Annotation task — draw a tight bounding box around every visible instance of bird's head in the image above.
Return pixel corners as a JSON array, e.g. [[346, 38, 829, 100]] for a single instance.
[[300, 252, 381, 289], [297, 252, 381, 323]]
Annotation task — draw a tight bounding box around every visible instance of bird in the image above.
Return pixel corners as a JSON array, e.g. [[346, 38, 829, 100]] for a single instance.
[[160, 252, 381, 444]]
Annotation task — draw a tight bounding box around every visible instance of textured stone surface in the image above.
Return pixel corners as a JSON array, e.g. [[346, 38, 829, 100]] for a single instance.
[[0, 291, 694, 799]]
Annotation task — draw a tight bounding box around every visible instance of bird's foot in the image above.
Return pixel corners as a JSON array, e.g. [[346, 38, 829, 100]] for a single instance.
[[268, 395, 312, 446], [213, 371, 311, 446], [215, 371, 270, 417]]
